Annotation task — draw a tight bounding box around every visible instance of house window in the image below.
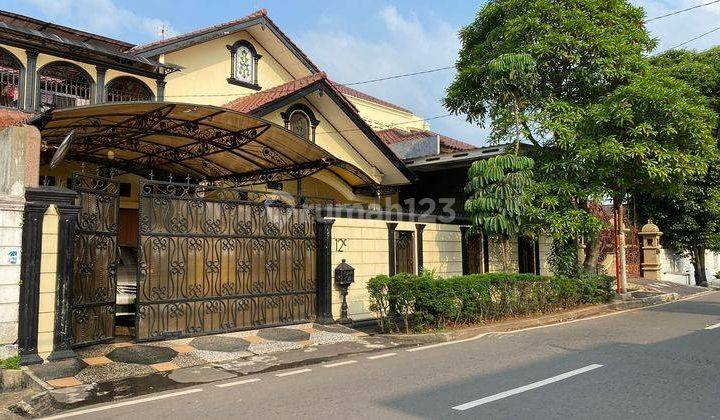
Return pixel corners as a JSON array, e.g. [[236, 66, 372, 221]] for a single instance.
[[38, 61, 93, 110], [289, 110, 310, 140], [0, 48, 22, 108], [281, 104, 319, 143], [227, 40, 261, 90], [106, 76, 153, 102]]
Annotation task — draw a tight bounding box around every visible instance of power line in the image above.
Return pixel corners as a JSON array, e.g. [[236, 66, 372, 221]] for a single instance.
[[644, 0, 720, 22], [342, 66, 455, 87], [667, 25, 720, 49], [315, 113, 452, 136]]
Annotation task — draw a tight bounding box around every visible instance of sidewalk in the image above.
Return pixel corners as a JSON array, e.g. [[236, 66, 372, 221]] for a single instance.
[[9, 279, 713, 417], [12, 323, 410, 417]]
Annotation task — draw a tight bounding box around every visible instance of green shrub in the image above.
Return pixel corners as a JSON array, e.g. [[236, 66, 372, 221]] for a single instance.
[[367, 271, 613, 332], [1, 355, 20, 370]]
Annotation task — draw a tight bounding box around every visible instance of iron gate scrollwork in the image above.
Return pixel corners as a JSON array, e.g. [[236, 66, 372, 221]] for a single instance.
[[70, 172, 120, 347], [136, 180, 318, 341]]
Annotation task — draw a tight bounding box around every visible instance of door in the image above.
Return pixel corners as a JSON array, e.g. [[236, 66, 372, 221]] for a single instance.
[[465, 232, 485, 274], [70, 172, 120, 347], [395, 231, 415, 275], [518, 236, 539, 275]]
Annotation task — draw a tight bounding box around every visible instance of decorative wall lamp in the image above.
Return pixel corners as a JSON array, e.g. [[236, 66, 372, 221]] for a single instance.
[[334, 259, 355, 324]]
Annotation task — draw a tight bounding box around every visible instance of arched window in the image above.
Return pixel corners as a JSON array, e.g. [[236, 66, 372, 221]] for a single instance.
[[0, 48, 23, 108], [38, 61, 93, 110], [281, 104, 319, 143], [289, 110, 310, 140], [227, 40, 261, 90], [106, 76, 153, 102]]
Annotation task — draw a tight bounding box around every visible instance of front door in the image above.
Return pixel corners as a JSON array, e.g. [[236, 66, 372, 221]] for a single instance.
[[518, 236, 539, 275], [69, 172, 120, 347], [395, 231, 415, 275]]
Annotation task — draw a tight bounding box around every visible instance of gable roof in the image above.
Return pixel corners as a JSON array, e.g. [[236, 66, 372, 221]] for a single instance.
[[375, 128, 477, 154], [223, 73, 416, 183], [332, 83, 412, 114], [130, 9, 320, 74], [223, 72, 356, 114]]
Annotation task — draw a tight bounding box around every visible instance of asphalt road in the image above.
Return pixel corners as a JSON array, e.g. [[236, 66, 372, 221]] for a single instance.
[[44, 291, 720, 420]]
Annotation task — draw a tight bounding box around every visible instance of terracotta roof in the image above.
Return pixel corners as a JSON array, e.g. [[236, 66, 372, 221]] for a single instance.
[[0, 108, 33, 130], [223, 72, 356, 113], [129, 10, 320, 73], [375, 128, 477, 154], [332, 83, 412, 114]]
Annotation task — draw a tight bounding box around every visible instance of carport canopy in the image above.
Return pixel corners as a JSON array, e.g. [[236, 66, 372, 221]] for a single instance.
[[33, 101, 377, 188]]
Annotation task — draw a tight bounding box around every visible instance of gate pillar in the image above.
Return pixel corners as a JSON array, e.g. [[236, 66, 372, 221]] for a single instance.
[[315, 218, 335, 324], [48, 201, 79, 361]]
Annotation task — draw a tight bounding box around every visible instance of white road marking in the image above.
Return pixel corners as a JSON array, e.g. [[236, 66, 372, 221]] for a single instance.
[[705, 322, 720, 330], [367, 352, 397, 360], [275, 368, 312, 377], [323, 360, 358, 368], [215, 378, 261, 388], [452, 364, 603, 411], [40, 388, 203, 419]]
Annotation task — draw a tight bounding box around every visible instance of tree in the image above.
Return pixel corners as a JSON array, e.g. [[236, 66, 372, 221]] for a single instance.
[[463, 53, 536, 272], [635, 48, 720, 285], [446, 0, 656, 274], [465, 155, 534, 271]]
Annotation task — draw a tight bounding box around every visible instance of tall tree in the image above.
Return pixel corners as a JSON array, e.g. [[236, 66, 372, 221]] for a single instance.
[[446, 0, 656, 273], [635, 47, 720, 285]]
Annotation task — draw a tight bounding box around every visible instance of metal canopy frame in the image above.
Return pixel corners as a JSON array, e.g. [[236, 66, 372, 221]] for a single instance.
[[33, 102, 378, 190]]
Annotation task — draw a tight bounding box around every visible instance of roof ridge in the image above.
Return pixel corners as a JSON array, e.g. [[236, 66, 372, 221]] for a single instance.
[[129, 9, 267, 54]]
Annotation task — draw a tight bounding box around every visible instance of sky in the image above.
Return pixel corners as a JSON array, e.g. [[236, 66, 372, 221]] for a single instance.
[[3, 0, 720, 146]]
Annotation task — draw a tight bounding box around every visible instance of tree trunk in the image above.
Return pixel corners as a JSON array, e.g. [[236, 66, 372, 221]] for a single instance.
[[692, 246, 708, 286], [582, 238, 602, 274]]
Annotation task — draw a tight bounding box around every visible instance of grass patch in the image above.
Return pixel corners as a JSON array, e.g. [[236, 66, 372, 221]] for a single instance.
[[1, 355, 21, 370]]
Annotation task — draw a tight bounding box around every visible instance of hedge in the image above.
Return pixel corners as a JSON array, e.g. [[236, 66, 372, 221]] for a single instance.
[[367, 272, 614, 333]]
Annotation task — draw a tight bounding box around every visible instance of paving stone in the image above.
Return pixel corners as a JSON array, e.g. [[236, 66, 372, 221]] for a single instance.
[[189, 335, 251, 352], [46, 377, 82, 388], [28, 358, 87, 381], [171, 352, 207, 368], [191, 349, 253, 363], [106, 345, 178, 365], [312, 323, 359, 335], [82, 356, 112, 366], [214, 355, 279, 375], [75, 362, 154, 384], [168, 365, 237, 384], [74, 344, 114, 358], [150, 362, 180, 372], [257, 327, 311, 342]]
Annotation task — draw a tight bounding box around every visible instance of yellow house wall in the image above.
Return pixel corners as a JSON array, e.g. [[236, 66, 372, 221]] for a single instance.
[[38, 205, 58, 358], [328, 217, 463, 321], [345, 95, 429, 132], [261, 102, 385, 188], [105, 70, 158, 99], [162, 32, 295, 105], [0, 44, 26, 69]]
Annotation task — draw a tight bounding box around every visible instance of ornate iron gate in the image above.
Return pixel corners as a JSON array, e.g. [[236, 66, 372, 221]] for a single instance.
[[136, 180, 317, 341], [70, 172, 120, 347]]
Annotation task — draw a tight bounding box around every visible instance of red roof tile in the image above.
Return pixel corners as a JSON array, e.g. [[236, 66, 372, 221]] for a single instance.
[[0, 109, 33, 130], [375, 128, 477, 154], [332, 83, 412, 114], [223, 72, 357, 113]]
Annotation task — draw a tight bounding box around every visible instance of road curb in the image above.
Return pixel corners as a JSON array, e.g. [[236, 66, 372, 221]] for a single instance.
[[385, 290, 715, 343]]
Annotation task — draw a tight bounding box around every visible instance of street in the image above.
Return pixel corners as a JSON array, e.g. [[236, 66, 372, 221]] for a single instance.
[[43, 291, 720, 420]]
